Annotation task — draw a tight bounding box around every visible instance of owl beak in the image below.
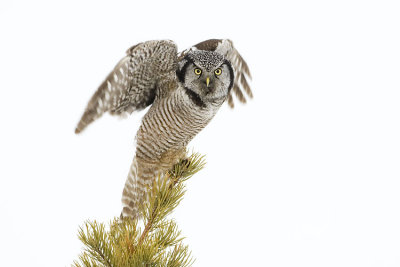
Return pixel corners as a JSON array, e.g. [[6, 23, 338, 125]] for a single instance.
[[206, 77, 210, 87]]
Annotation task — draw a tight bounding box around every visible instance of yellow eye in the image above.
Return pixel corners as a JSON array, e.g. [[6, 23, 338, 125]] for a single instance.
[[194, 68, 202, 75], [214, 68, 222, 76]]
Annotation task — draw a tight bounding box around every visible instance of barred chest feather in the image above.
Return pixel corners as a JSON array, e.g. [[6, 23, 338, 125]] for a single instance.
[[134, 82, 222, 165]]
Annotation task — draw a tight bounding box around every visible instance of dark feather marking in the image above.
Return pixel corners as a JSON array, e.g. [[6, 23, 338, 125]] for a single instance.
[[240, 73, 253, 98], [184, 87, 206, 108], [233, 84, 246, 103], [224, 59, 235, 92], [238, 53, 252, 79], [144, 87, 156, 106], [177, 55, 206, 108], [227, 93, 234, 108], [176, 55, 193, 83]]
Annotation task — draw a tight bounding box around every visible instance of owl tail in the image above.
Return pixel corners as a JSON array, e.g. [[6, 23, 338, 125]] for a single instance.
[[121, 156, 158, 219]]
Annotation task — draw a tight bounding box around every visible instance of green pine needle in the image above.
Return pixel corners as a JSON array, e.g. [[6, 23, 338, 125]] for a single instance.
[[73, 152, 205, 267]]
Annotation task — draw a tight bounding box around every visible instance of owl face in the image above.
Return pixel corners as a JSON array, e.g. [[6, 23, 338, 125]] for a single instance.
[[178, 51, 234, 104]]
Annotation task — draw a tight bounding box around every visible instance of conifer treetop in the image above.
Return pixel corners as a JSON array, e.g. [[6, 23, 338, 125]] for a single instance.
[[73, 153, 205, 267]]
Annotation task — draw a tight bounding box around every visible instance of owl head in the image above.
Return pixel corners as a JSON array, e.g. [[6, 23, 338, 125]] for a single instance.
[[177, 51, 234, 105]]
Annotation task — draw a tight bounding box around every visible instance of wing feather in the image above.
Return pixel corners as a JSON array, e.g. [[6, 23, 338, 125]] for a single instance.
[[75, 40, 177, 134], [232, 84, 246, 103], [227, 93, 235, 108], [239, 73, 253, 98], [215, 39, 253, 107]]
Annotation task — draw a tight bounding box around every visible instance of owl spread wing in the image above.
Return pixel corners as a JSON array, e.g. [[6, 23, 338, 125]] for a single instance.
[[75, 40, 178, 134], [179, 39, 252, 108]]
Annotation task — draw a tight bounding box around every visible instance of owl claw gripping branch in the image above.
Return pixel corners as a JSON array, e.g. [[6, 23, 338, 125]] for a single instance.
[[75, 39, 252, 218]]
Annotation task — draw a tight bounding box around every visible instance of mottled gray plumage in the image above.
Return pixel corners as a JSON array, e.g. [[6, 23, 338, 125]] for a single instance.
[[75, 39, 252, 218]]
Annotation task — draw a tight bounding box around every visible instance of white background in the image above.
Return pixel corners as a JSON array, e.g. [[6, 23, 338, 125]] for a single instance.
[[0, 0, 399, 266]]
